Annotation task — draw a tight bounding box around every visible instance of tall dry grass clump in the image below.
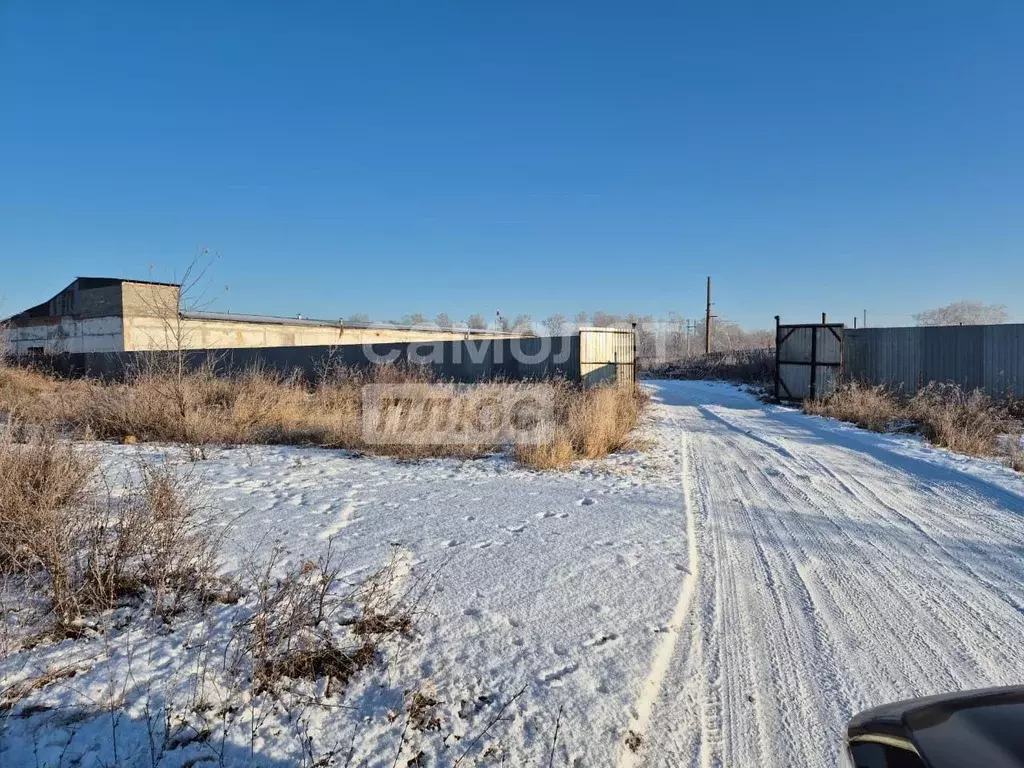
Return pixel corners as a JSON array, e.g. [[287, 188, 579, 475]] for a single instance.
[[0, 427, 221, 632], [907, 382, 1006, 457], [806, 381, 1021, 465], [803, 382, 905, 433], [516, 382, 648, 469], [0, 363, 648, 467]]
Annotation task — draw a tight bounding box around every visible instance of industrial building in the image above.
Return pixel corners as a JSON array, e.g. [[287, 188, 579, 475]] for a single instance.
[[3, 277, 512, 355]]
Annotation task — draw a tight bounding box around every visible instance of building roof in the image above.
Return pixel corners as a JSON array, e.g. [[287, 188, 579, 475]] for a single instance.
[[2, 276, 181, 323], [4, 276, 524, 336], [181, 310, 523, 336], [76, 276, 181, 288]]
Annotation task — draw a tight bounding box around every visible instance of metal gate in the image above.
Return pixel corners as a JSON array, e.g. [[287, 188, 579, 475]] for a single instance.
[[775, 317, 844, 400], [579, 327, 636, 386]]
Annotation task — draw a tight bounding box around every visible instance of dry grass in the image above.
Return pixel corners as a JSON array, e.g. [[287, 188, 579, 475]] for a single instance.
[[907, 382, 1006, 457], [803, 382, 906, 433], [647, 349, 775, 386], [515, 383, 648, 469], [0, 427, 222, 633], [1011, 449, 1024, 473], [233, 543, 421, 696], [806, 381, 1022, 464], [0, 363, 647, 469]]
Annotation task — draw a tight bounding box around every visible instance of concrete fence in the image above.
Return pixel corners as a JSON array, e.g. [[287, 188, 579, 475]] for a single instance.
[[844, 324, 1024, 397]]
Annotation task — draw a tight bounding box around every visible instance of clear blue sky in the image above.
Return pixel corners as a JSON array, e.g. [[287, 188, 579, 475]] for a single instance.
[[2, 1, 1022, 329]]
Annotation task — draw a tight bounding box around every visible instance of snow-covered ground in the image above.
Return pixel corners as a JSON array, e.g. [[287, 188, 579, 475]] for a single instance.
[[4, 380, 1024, 766]]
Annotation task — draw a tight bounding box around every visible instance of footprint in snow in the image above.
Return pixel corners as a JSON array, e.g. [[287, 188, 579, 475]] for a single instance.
[[473, 540, 494, 549], [505, 524, 526, 533], [577, 497, 596, 506], [535, 511, 555, 519], [540, 663, 578, 684], [616, 552, 640, 568], [582, 633, 620, 648]]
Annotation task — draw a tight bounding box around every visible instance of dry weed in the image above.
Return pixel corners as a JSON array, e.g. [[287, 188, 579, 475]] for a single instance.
[[806, 381, 1022, 463], [1, 364, 648, 468], [0, 429, 222, 633], [1011, 449, 1024, 473], [647, 349, 775, 386], [804, 382, 905, 433], [908, 382, 1007, 457], [516, 382, 648, 469], [233, 543, 419, 696]]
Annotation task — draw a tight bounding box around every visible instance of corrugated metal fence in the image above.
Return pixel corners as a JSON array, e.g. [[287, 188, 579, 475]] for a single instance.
[[579, 327, 637, 385], [844, 324, 1024, 397], [40, 329, 638, 386]]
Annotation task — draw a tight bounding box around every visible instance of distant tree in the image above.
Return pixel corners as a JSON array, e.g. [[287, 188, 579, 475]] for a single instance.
[[400, 313, 428, 326], [591, 311, 623, 327], [913, 301, 1010, 326], [346, 313, 370, 324], [542, 313, 567, 336], [574, 311, 589, 328], [435, 312, 452, 329], [466, 314, 487, 330], [511, 314, 533, 333]]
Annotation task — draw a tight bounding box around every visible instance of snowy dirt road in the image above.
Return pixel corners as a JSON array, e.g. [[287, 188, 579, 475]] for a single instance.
[[5, 380, 1024, 767], [634, 380, 1024, 768]]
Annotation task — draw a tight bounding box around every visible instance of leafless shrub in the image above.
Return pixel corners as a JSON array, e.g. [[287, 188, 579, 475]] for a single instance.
[[0, 429, 223, 635], [804, 382, 906, 433], [648, 348, 775, 386], [908, 382, 1007, 457], [806, 381, 1023, 463], [232, 544, 418, 698], [1010, 448, 1024, 474]]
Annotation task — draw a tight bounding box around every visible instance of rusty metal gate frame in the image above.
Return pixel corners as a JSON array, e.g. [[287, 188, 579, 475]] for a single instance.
[[774, 318, 844, 401]]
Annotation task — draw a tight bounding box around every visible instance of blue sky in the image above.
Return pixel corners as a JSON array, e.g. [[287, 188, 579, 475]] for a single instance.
[[2, 2, 1022, 329]]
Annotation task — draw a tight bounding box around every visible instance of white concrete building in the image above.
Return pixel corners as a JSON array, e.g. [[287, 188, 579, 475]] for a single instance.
[[3, 277, 509, 355]]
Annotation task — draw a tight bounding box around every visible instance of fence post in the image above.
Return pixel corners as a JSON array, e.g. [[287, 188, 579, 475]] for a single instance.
[[810, 318, 819, 400], [774, 315, 781, 400]]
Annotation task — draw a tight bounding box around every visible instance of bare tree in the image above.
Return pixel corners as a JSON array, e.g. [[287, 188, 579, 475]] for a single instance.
[[573, 311, 589, 328], [590, 311, 622, 328], [466, 314, 487, 330], [914, 300, 1010, 326], [346, 313, 370, 325], [511, 314, 533, 333], [542, 313, 567, 336], [399, 313, 428, 327], [133, 248, 223, 446], [434, 312, 452, 329]]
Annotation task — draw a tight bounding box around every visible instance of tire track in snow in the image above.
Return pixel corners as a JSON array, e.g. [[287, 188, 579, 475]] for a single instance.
[[621, 382, 1024, 766], [618, 425, 701, 768]]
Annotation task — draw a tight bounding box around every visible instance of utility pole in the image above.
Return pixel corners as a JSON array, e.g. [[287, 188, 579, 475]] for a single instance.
[[863, 309, 867, 328], [854, 316, 858, 329], [704, 276, 713, 355]]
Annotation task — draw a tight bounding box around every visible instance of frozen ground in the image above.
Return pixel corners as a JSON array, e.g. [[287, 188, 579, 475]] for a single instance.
[[4, 380, 1024, 766]]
